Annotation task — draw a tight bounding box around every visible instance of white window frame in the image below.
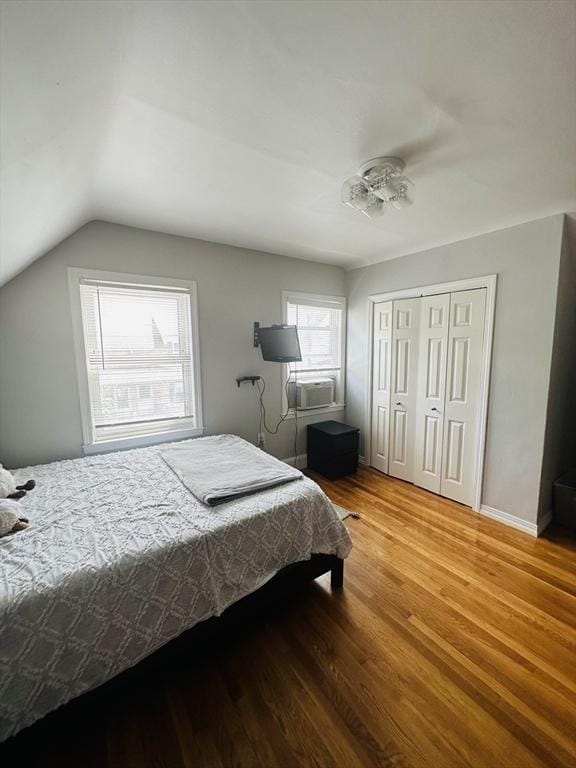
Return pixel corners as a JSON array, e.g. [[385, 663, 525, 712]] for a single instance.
[[68, 267, 204, 454], [281, 290, 346, 418]]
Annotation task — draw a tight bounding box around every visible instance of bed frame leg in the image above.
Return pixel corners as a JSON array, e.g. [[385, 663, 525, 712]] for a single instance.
[[331, 559, 344, 589]]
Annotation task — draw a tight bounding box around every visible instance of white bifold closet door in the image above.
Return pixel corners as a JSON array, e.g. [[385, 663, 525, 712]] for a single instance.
[[388, 298, 420, 482], [371, 288, 486, 507], [370, 301, 392, 472], [413, 294, 450, 494], [440, 288, 486, 505]]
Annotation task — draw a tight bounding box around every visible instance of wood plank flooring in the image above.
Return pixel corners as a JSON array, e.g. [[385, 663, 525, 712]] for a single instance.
[[2, 467, 575, 767]]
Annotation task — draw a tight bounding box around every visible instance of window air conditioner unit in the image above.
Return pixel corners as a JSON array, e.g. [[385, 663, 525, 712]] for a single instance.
[[295, 378, 335, 409]]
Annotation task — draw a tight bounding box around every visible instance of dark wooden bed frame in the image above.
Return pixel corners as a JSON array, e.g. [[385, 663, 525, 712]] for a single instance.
[[171, 553, 344, 633], [261, 552, 344, 591], [1, 554, 344, 747]]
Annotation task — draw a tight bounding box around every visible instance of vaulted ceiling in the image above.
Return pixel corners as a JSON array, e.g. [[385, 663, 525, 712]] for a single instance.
[[1, 0, 575, 284]]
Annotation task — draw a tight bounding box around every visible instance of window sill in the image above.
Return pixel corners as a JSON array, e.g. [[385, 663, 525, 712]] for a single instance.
[[83, 426, 205, 455], [283, 403, 345, 421]]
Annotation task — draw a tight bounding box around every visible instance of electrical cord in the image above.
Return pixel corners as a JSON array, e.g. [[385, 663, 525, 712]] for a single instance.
[[256, 368, 292, 435], [293, 367, 298, 467], [257, 365, 299, 467]]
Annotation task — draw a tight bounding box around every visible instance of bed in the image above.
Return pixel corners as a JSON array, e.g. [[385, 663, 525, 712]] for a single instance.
[[0, 436, 352, 741]]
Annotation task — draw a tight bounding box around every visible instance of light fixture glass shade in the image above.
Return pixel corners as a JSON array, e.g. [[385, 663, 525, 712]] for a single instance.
[[369, 176, 395, 202], [361, 192, 385, 219], [363, 160, 402, 201], [342, 176, 371, 211], [388, 176, 414, 208]]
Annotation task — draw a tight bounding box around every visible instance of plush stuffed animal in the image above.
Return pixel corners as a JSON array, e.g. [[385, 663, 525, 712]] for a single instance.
[[0, 499, 29, 537], [0, 464, 35, 500]]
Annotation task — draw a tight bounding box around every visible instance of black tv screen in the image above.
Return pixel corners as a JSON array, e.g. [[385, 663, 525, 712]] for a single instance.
[[258, 325, 302, 362]]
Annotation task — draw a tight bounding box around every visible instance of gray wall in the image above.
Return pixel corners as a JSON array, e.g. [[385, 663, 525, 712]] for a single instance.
[[345, 215, 565, 525], [539, 215, 576, 518], [1, 214, 570, 527], [0, 221, 345, 468]]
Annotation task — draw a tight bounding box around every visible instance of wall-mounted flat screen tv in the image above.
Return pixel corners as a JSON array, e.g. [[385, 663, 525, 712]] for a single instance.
[[258, 324, 302, 363]]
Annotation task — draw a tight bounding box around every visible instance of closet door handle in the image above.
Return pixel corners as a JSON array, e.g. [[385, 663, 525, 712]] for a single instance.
[[431, 407, 441, 413], [395, 402, 403, 406]]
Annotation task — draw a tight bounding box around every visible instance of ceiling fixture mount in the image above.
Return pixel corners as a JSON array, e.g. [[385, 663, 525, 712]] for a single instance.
[[342, 157, 414, 219]]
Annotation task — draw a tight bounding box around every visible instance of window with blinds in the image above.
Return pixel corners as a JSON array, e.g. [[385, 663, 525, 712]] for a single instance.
[[75, 276, 200, 445], [282, 292, 346, 409]]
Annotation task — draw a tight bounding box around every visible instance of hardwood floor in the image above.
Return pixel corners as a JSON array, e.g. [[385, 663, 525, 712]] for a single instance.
[[3, 467, 575, 767]]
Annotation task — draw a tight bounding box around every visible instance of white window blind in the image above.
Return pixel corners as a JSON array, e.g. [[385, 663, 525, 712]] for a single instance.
[[282, 292, 346, 412], [79, 280, 197, 442], [286, 300, 343, 374]]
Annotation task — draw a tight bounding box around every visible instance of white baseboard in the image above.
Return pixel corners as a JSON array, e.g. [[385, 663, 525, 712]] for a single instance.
[[358, 455, 369, 466], [478, 504, 548, 537], [283, 453, 308, 470]]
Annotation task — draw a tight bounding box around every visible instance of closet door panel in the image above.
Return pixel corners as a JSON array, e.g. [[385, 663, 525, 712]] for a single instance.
[[370, 301, 392, 472], [389, 298, 420, 482], [414, 294, 450, 493], [392, 409, 407, 463], [441, 289, 486, 505], [445, 420, 465, 482]]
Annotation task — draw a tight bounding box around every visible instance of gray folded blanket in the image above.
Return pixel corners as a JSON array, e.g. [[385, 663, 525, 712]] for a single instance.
[[161, 434, 302, 505]]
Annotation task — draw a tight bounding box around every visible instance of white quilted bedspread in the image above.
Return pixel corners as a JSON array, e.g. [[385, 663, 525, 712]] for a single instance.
[[0, 437, 352, 741]]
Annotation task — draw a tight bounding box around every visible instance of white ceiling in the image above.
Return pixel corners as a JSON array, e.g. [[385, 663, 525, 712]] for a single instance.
[[1, 0, 575, 284]]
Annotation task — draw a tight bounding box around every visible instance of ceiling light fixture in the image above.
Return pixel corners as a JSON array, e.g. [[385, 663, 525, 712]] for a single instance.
[[342, 157, 414, 219]]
